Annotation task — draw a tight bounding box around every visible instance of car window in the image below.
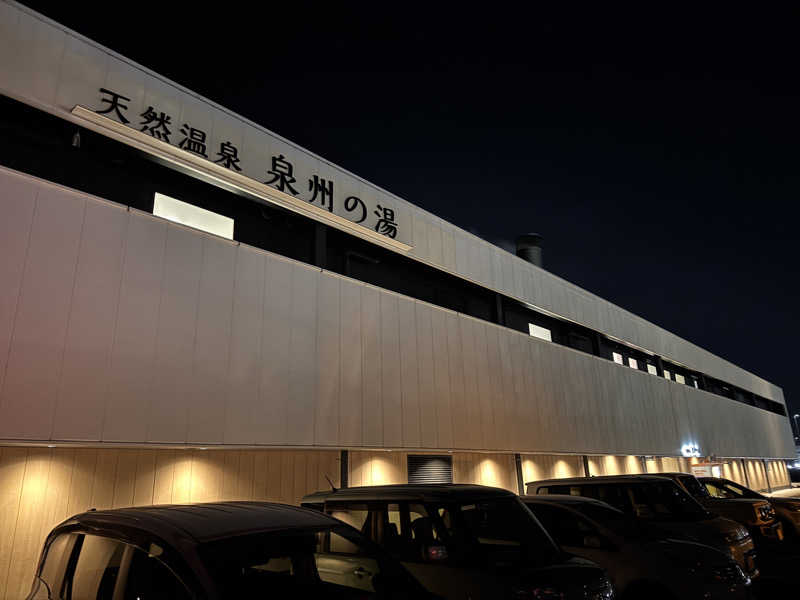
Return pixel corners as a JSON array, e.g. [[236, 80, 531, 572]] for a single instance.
[[526, 504, 594, 547], [122, 546, 191, 600], [577, 485, 632, 513], [71, 535, 125, 600], [199, 526, 405, 598], [705, 482, 736, 499], [679, 476, 709, 498], [721, 483, 748, 498], [38, 534, 75, 597]]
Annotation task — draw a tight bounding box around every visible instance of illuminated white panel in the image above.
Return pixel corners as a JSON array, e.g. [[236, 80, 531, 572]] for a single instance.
[[663, 369, 671, 380], [153, 193, 234, 240], [675, 374, 686, 385], [628, 358, 638, 369], [528, 323, 552, 342], [612, 352, 623, 365], [647, 364, 658, 375]]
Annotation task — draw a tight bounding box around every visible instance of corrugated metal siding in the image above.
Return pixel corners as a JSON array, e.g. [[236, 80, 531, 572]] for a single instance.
[[0, 166, 794, 458]]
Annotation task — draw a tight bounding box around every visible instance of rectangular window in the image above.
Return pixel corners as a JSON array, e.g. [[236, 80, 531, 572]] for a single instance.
[[663, 369, 671, 381], [628, 358, 638, 369], [612, 352, 623, 365], [153, 192, 234, 239], [646, 364, 658, 375], [528, 323, 552, 342], [675, 374, 686, 385]]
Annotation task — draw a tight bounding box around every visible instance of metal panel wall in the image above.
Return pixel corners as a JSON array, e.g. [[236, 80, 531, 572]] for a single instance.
[[0, 167, 794, 457], [0, 0, 786, 405]]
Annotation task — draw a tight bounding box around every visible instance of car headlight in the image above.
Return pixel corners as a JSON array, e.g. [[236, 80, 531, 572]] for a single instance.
[[711, 564, 750, 586], [723, 527, 748, 543]]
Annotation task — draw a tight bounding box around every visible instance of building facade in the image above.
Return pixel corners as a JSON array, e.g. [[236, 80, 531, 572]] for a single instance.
[[0, 2, 795, 597]]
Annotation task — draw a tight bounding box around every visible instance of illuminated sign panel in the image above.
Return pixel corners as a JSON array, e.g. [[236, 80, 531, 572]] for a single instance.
[[153, 193, 234, 239]]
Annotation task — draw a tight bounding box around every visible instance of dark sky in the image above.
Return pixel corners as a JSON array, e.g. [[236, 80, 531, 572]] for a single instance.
[[24, 2, 800, 420]]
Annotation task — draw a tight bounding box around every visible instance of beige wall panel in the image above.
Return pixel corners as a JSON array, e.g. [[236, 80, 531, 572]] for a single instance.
[[0, 172, 37, 402], [224, 247, 265, 444], [379, 293, 403, 448], [187, 237, 236, 444], [0, 447, 27, 600], [53, 200, 127, 441], [147, 226, 203, 443], [256, 255, 292, 445], [484, 326, 507, 451], [111, 449, 138, 508], [0, 186, 84, 440], [430, 309, 455, 449], [131, 450, 156, 506], [315, 275, 341, 446], [414, 303, 437, 449], [4, 449, 52, 600], [397, 297, 421, 448], [360, 285, 383, 446], [445, 312, 469, 449], [66, 449, 99, 516], [521, 454, 584, 485], [525, 339, 550, 451], [453, 453, 516, 492], [459, 318, 482, 450], [474, 322, 497, 451], [339, 278, 363, 446], [103, 213, 168, 442], [287, 264, 319, 445], [0, 446, 344, 597], [350, 451, 407, 486], [495, 329, 517, 452]]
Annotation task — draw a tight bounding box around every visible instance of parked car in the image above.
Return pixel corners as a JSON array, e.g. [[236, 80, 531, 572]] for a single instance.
[[523, 494, 751, 599], [699, 476, 800, 540], [27, 501, 439, 600], [654, 472, 783, 543], [302, 484, 614, 600], [527, 475, 758, 578]]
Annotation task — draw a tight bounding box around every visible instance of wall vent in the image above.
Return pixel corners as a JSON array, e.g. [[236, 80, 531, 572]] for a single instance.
[[407, 455, 453, 484]]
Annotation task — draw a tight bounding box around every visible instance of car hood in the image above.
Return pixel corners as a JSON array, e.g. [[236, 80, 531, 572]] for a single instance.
[[648, 515, 741, 545], [520, 554, 612, 598], [769, 497, 800, 508]]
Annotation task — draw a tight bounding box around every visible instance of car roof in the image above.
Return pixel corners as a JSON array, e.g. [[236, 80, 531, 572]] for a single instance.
[[302, 483, 516, 504], [66, 501, 340, 544], [528, 475, 674, 488], [520, 494, 615, 508]]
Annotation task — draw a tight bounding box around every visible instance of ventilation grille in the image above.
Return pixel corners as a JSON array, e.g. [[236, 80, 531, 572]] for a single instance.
[[407, 455, 453, 484]]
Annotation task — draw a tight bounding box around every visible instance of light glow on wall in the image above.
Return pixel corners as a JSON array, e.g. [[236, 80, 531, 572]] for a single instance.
[[153, 192, 234, 239]]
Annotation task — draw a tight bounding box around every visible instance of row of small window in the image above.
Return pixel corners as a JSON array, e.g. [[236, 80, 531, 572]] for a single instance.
[[611, 352, 699, 387]]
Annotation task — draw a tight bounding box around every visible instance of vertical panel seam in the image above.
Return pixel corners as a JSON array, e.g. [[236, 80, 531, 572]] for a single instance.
[[184, 237, 206, 443], [0, 185, 39, 404], [98, 210, 132, 441], [49, 197, 88, 440]]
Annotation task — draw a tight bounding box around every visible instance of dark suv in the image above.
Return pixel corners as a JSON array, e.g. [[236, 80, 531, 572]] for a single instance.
[[27, 502, 437, 600], [655, 473, 783, 543], [527, 475, 758, 578], [302, 484, 614, 600]]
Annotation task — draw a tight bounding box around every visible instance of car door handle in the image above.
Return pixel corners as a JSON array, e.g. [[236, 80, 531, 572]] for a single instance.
[[352, 566, 372, 578]]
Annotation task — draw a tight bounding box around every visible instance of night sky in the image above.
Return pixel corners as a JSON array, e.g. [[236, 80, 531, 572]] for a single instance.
[[23, 2, 800, 423]]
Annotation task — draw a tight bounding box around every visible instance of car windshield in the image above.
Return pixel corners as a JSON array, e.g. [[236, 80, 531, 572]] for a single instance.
[[426, 497, 559, 568], [679, 476, 710, 498], [199, 525, 408, 599], [571, 502, 664, 541], [626, 482, 711, 521]]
